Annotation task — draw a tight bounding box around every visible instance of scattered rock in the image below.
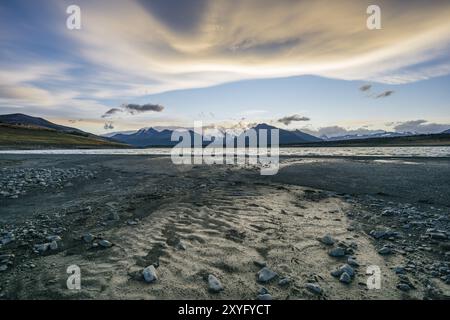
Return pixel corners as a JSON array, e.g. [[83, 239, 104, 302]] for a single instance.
[[253, 260, 267, 268], [278, 277, 291, 287], [339, 272, 352, 284], [127, 220, 138, 226], [328, 247, 346, 257], [378, 246, 392, 255], [82, 233, 95, 243], [175, 241, 187, 251], [49, 241, 58, 251], [34, 241, 58, 253], [305, 283, 322, 295], [258, 287, 269, 295], [98, 239, 113, 248], [369, 229, 399, 240], [347, 257, 360, 267], [257, 267, 278, 283], [46, 235, 61, 242], [143, 265, 158, 283], [393, 266, 406, 275], [397, 283, 411, 292], [1, 233, 15, 245], [319, 235, 336, 245], [331, 264, 355, 278], [208, 275, 224, 293]]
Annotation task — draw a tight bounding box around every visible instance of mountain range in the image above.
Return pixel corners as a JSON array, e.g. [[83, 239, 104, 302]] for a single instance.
[[321, 131, 415, 141], [108, 123, 450, 147], [1, 113, 449, 149], [109, 123, 322, 147]]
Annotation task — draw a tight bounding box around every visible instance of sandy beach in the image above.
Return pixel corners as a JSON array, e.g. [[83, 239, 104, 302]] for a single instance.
[[0, 154, 449, 300]]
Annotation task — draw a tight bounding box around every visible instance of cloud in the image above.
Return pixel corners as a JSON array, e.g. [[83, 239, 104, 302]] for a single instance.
[[278, 114, 310, 126], [392, 120, 450, 134], [303, 125, 385, 138], [359, 84, 395, 99], [123, 103, 164, 114], [102, 104, 164, 118], [101, 108, 123, 118], [9, 0, 445, 107], [359, 84, 372, 92], [375, 90, 395, 99], [1, 0, 450, 123]]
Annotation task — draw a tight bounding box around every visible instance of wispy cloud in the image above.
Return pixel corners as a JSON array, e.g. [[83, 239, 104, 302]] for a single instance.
[[278, 114, 310, 126], [359, 84, 395, 99], [392, 120, 450, 134], [101, 108, 123, 118], [303, 126, 385, 138], [102, 103, 164, 118], [1, 0, 450, 126], [375, 90, 395, 99]]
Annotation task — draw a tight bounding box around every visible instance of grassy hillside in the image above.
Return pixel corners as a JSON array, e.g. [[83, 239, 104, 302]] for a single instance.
[[0, 124, 128, 149]]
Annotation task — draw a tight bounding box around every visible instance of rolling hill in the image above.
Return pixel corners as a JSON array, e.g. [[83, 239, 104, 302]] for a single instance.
[[0, 114, 128, 149]]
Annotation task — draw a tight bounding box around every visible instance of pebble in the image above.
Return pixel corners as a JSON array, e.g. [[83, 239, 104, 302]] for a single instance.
[[257, 267, 278, 283], [258, 287, 269, 295], [328, 247, 346, 257], [253, 260, 267, 268], [34, 241, 58, 253], [82, 233, 95, 243], [397, 283, 411, 292], [378, 246, 392, 255], [49, 241, 58, 251], [0, 167, 94, 199], [175, 241, 186, 251], [46, 235, 61, 242], [208, 274, 224, 293], [347, 257, 360, 267], [98, 239, 113, 248], [339, 272, 352, 284], [305, 283, 322, 295], [278, 277, 291, 287], [369, 229, 399, 240], [143, 265, 158, 283], [393, 266, 406, 274], [331, 264, 355, 278], [320, 235, 336, 245]]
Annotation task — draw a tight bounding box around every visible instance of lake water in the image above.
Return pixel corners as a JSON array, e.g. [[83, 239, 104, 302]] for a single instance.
[[1, 146, 450, 157]]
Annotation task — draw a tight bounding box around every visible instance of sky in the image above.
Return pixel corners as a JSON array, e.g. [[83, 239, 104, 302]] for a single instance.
[[0, 0, 450, 136]]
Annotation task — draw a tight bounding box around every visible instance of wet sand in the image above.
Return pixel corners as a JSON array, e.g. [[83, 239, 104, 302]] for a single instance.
[[0, 155, 449, 300]]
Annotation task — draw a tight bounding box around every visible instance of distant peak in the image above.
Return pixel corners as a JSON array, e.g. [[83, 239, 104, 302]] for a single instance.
[[253, 123, 277, 130]]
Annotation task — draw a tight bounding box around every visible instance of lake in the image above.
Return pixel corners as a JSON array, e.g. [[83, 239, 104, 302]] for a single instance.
[[1, 146, 450, 157]]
